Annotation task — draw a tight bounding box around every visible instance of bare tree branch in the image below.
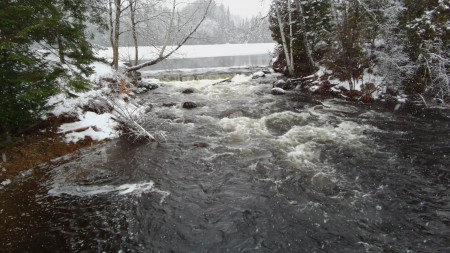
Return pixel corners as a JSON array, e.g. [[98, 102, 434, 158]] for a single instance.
[[125, 0, 213, 72]]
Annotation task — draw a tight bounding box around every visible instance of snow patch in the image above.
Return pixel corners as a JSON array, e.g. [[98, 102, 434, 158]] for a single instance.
[[45, 62, 126, 143], [58, 112, 119, 143], [89, 62, 114, 81], [1, 179, 11, 187], [309, 85, 320, 92]]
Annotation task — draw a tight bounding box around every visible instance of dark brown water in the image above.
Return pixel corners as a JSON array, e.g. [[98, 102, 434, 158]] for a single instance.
[[1, 76, 449, 252]]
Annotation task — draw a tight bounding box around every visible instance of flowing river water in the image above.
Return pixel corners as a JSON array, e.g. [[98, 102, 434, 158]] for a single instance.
[[1, 74, 449, 252]]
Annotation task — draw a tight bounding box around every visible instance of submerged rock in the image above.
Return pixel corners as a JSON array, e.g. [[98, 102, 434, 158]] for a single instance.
[[193, 143, 209, 148], [182, 102, 198, 109], [135, 81, 160, 94], [271, 88, 286, 95], [273, 79, 295, 90], [162, 103, 177, 107], [182, 88, 195, 94], [273, 79, 286, 88], [139, 82, 159, 90]]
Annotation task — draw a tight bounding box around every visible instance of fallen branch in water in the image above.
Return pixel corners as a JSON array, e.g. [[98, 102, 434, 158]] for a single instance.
[[212, 78, 232, 86], [101, 93, 168, 143]]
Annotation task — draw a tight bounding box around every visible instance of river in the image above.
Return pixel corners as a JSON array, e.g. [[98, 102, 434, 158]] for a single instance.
[[1, 74, 449, 251]]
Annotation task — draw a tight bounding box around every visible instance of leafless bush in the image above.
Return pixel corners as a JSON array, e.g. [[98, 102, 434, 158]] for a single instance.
[[102, 92, 168, 143]]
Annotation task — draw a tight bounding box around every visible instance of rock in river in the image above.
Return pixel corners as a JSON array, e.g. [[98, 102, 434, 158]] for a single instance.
[[271, 88, 286, 95], [182, 102, 198, 109], [182, 88, 195, 94], [252, 71, 266, 79]]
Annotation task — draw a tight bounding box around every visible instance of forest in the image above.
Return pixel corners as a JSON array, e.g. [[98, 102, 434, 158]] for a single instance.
[[269, 0, 449, 102]]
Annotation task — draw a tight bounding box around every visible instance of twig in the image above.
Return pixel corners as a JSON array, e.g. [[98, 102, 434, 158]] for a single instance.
[[419, 94, 429, 108]]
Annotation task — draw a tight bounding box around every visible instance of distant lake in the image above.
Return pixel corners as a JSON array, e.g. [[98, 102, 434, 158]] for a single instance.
[[97, 43, 276, 71], [139, 54, 272, 71]]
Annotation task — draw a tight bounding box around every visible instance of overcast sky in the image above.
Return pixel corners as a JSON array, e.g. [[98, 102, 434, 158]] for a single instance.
[[215, 0, 270, 18]]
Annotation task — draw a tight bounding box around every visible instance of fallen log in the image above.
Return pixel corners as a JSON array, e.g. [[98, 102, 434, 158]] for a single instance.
[[212, 78, 232, 86]]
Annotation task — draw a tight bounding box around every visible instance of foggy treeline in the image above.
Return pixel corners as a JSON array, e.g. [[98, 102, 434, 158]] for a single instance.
[[89, 1, 273, 47]]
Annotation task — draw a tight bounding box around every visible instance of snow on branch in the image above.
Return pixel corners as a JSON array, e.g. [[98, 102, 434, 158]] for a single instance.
[[101, 90, 167, 143]]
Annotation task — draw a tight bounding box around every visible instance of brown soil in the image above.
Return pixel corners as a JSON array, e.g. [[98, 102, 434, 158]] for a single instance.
[[0, 115, 103, 182]]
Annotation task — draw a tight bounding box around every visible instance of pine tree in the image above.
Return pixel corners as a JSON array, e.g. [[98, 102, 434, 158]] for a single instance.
[[400, 0, 449, 101], [0, 0, 101, 141]]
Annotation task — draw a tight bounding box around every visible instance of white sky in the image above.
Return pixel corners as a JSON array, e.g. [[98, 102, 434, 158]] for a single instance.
[[215, 0, 271, 18]]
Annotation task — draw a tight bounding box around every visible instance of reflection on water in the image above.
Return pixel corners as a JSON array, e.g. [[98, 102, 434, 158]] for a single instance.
[[139, 54, 272, 71]]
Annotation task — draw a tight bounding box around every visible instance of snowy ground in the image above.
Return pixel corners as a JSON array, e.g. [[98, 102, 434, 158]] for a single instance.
[[46, 62, 120, 143], [306, 66, 409, 102]]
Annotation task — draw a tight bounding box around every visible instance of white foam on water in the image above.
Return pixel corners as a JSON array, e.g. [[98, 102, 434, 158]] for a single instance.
[[231, 74, 252, 84], [219, 116, 270, 143], [274, 121, 380, 173], [48, 181, 166, 198], [262, 111, 311, 133], [286, 143, 322, 170], [359, 110, 389, 119]]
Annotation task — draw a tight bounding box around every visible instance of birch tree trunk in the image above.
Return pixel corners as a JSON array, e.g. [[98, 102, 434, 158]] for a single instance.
[[129, 0, 138, 66], [274, 0, 294, 75], [288, 0, 295, 72], [111, 0, 121, 70], [108, 0, 114, 51]]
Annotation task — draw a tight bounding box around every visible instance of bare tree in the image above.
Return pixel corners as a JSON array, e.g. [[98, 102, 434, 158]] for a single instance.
[[108, 0, 129, 70], [129, 0, 139, 66], [125, 0, 167, 66], [125, 0, 213, 72]]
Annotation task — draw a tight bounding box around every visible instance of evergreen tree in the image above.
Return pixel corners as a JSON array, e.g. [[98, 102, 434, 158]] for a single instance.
[[326, 0, 369, 90], [0, 0, 101, 140], [400, 0, 449, 101], [268, 0, 448, 99]]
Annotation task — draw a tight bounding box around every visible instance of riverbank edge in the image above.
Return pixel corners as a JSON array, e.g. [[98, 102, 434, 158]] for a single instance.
[[0, 115, 111, 189]]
